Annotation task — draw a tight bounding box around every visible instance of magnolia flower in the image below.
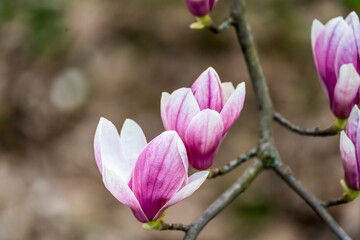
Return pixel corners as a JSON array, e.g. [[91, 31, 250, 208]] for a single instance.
[[312, 12, 360, 118], [161, 67, 245, 170], [340, 105, 360, 190], [94, 117, 209, 223], [184, 0, 217, 17]]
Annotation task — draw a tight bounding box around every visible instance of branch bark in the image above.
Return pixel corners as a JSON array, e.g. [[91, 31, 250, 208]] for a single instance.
[[208, 148, 257, 179], [274, 112, 340, 137], [183, 159, 264, 240], [273, 162, 351, 240]]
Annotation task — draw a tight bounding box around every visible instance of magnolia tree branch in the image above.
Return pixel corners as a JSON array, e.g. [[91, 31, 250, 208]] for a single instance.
[[322, 197, 350, 208], [229, 1, 351, 240], [183, 159, 264, 240], [273, 162, 351, 240], [274, 112, 340, 137], [159, 0, 352, 239], [208, 148, 257, 179], [156, 222, 191, 232], [207, 17, 234, 34]]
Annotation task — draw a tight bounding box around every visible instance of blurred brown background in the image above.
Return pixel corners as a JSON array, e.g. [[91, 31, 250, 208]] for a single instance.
[[1, 0, 360, 239]]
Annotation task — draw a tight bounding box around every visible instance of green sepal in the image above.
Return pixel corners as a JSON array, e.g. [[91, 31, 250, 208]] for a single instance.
[[190, 14, 212, 29], [142, 220, 162, 230], [334, 118, 347, 131], [141, 210, 168, 230], [340, 179, 360, 201]]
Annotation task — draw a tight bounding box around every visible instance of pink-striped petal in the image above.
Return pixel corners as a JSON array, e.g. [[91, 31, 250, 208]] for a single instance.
[[222, 82, 235, 105], [102, 165, 148, 223], [185, 109, 224, 170], [153, 170, 209, 220], [119, 119, 147, 173], [165, 88, 200, 139], [311, 19, 324, 49], [340, 131, 360, 190], [191, 67, 224, 112], [220, 82, 246, 133], [313, 17, 348, 103], [160, 92, 171, 130], [332, 64, 360, 118], [346, 11, 360, 57], [129, 131, 188, 221], [335, 27, 358, 79]]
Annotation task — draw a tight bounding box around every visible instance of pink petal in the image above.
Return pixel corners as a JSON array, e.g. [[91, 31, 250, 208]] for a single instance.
[[153, 170, 209, 220], [191, 67, 224, 112], [222, 82, 235, 105], [129, 131, 188, 221], [102, 166, 149, 223], [185, 109, 224, 170], [345, 11, 360, 57], [165, 88, 200, 139], [184, 0, 217, 17], [340, 131, 360, 190], [94, 118, 130, 180], [119, 119, 147, 172], [220, 82, 246, 133], [346, 105, 360, 143], [332, 64, 360, 118], [160, 92, 171, 130], [311, 19, 324, 49], [313, 17, 348, 103], [334, 27, 359, 79]]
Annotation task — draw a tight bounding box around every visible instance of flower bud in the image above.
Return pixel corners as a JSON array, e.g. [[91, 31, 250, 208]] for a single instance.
[[161, 67, 246, 170], [312, 12, 360, 118], [339, 106, 360, 190], [184, 0, 217, 17]]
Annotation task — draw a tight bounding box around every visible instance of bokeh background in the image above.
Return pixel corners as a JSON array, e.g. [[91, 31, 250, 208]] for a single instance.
[[1, 0, 360, 239]]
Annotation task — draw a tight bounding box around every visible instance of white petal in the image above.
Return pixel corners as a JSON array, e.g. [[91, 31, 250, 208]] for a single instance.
[[222, 82, 235, 104], [120, 119, 147, 174], [220, 82, 246, 133], [160, 92, 171, 130], [94, 117, 129, 180]]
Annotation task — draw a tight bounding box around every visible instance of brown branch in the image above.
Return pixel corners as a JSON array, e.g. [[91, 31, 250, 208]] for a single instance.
[[207, 148, 257, 179], [321, 197, 349, 208], [183, 159, 264, 240], [273, 162, 351, 240], [274, 112, 340, 137], [206, 17, 234, 34], [157, 222, 191, 232]]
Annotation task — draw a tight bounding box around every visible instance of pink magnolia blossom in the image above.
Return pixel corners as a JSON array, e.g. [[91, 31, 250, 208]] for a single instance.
[[311, 12, 360, 118], [184, 0, 217, 17], [161, 67, 246, 170], [94, 117, 209, 223], [340, 105, 360, 190]]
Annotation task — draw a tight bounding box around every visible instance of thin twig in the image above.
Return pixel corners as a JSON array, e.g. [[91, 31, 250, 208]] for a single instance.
[[183, 159, 264, 240], [274, 112, 340, 137], [273, 162, 351, 240], [157, 222, 191, 232], [208, 148, 257, 179], [321, 197, 349, 208], [207, 17, 234, 34]]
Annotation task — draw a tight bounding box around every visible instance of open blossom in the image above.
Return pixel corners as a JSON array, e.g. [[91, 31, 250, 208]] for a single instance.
[[161, 67, 245, 170], [340, 105, 360, 190], [311, 12, 360, 118], [184, 0, 218, 17], [94, 117, 208, 223]]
